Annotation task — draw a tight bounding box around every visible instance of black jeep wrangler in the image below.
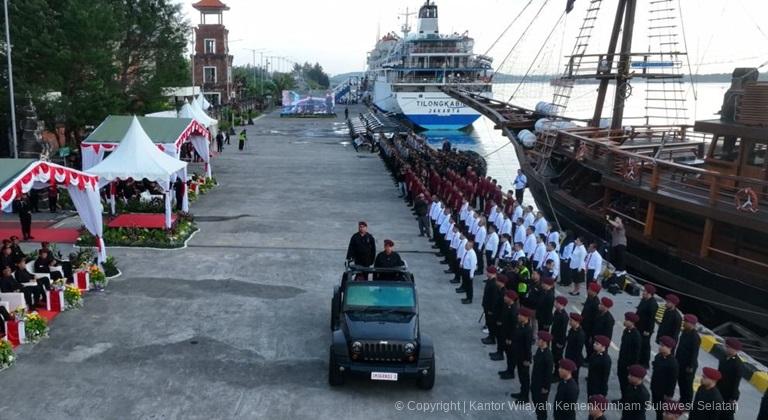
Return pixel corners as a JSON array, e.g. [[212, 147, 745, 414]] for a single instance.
[[328, 264, 435, 389]]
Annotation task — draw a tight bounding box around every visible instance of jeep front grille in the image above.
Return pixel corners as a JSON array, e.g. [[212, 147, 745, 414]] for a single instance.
[[360, 341, 405, 362]]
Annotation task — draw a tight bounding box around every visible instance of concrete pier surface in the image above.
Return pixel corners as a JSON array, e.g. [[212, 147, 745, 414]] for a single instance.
[[0, 106, 763, 419]]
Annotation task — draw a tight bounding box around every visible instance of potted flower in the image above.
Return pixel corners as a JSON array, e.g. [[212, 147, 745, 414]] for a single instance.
[[52, 278, 65, 291], [90, 265, 107, 291], [64, 285, 83, 309], [0, 339, 15, 370], [24, 313, 48, 343], [12, 306, 26, 321]]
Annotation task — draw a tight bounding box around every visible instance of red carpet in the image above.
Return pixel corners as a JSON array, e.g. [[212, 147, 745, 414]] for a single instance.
[[0, 221, 54, 229], [0, 227, 80, 243], [108, 213, 177, 229]]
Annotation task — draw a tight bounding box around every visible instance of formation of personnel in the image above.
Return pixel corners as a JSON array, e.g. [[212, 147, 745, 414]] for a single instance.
[[369, 132, 763, 419]]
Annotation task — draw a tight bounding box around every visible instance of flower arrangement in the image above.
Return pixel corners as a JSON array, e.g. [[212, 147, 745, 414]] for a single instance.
[[24, 313, 48, 343], [77, 218, 198, 249], [88, 264, 107, 290], [13, 307, 26, 320], [102, 256, 119, 278], [0, 339, 15, 370], [52, 278, 66, 291], [64, 285, 83, 309]]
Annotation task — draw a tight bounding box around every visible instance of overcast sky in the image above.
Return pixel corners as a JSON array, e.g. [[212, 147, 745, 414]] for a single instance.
[[180, 0, 768, 76]]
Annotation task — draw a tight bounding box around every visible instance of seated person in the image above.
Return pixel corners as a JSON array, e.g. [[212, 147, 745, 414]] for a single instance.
[[373, 239, 405, 280], [14, 258, 51, 292], [0, 266, 44, 309], [34, 249, 54, 273], [1, 245, 14, 272], [9, 236, 24, 263]]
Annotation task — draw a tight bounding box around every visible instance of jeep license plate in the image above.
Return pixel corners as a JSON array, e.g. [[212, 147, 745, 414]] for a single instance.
[[371, 372, 398, 381]]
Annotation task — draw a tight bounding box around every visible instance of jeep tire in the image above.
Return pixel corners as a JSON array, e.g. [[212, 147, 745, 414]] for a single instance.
[[417, 358, 435, 390], [328, 350, 345, 386]]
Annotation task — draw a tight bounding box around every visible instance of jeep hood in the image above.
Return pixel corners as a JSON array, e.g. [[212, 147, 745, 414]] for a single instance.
[[343, 313, 418, 341]]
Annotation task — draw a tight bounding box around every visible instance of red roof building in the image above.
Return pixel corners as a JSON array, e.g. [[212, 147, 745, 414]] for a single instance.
[[192, 0, 234, 104]]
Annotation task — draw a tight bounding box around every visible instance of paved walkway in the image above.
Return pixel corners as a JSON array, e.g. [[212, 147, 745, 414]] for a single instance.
[[0, 107, 761, 419]]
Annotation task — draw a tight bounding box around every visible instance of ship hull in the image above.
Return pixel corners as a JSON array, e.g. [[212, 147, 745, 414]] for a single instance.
[[517, 145, 768, 328], [396, 91, 481, 130]]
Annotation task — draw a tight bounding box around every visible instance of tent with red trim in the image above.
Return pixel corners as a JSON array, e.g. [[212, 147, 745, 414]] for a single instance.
[[0, 159, 107, 262]]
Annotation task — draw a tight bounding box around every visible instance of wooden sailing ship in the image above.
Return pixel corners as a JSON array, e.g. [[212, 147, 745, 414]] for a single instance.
[[444, 0, 768, 327]]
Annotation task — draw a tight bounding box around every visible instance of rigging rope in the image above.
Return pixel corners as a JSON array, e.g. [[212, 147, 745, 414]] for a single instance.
[[677, 0, 698, 101], [509, 11, 567, 102], [482, 0, 535, 57], [493, 0, 552, 77]]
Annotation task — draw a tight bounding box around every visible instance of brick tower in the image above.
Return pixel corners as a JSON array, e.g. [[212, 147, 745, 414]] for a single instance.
[[192, 0, 234, 105]]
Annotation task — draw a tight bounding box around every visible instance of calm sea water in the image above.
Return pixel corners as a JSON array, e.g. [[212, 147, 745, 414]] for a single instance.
[[423, 82, 729, 193]]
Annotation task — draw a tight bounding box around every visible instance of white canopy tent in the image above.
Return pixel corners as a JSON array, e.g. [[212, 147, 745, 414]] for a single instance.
[[195, 93, 211, 111], [188, 100, 218, 133], [86, 117, 187, 228]]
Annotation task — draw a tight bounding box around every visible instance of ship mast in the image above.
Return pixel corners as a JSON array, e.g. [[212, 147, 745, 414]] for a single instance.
[[399, 7, 415, 38], [591, 0, 637, 129]]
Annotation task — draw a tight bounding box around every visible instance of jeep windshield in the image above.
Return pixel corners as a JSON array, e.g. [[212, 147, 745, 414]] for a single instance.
[[344, 283, 415, 313]]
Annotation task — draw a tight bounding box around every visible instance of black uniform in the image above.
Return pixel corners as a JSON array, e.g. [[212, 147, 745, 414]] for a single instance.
[[346, 232, 376, 267], [0, 274, 42, 308], [636, 296, 658, 368], [717, 354, 743, 420], [510, 321, 533, 400], [582, 295, 600, 358], [621, 382, 650, 420], [656, 308, 682, 348], [676, 328, 701, 404], [650, 353, 679, 420], [491, 288, 508, 355], [617, 327, 641, 397], [587, 350, 612, 398], [500, 303, 519, 370], [553, 378, 579, 420], [482, 279, 499, 338], [690, 385, 724, 420], [531, 346, 554, 420], [551, 309, 569, 376], [13, 198, 33, 239], [536, 288, 555, 331], [373, 251, 404, 270], [592, 310, 616, 341], [564, 325, 585, 381]]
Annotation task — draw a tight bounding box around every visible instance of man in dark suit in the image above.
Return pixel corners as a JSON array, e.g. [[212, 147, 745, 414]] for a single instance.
[[551, 296, 569, 380], [676, 314, 701, 405], [587, 335, 612, 398], [13, 194, 34, 240], [691, 368, 725, 420], [536, 277, 555, 331], [582, 282, 601, 360], [622, 365, 651, 420], [553, 358, 579, 420], [510, 307, 534, 402], [657, 294, 682, 349], [651, 336, 679, 420], [564, 312, 585, 381]]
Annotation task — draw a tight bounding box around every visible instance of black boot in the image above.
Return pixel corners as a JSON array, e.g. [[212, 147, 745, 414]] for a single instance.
[[481, 336, 495, 345]]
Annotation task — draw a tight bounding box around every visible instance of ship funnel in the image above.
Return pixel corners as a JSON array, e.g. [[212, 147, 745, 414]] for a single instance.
[[417, 1, 438, 35]]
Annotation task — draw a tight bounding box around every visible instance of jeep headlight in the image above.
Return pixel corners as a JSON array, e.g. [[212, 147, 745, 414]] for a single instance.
[[351, 341, 363, 354], [404, 342, 416, 355]]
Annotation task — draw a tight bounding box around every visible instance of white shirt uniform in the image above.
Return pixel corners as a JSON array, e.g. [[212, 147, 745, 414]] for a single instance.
[[488, 206, 498, 224], [437, 210, 448, 226], [524, 212, 535, 229], [429, 202, 442, 221], [461, 248, 478, 278], [514, 224, 526, 245], [513, 205, 523, 223], [534, 217, 549, 236], [547, 231, 561, 251], [457, 238, 469, 260], [494, 211, 505, 229], [533, 242, 547, 265], [569, 244, 587, 270], [446, 227, 456, 244], [500, 217, 513, 236], [498, 241, 512, 260], [523, 233, 537, 257], [468, 215, 478, 234], [459, 202, 469, 222], [514, 174, 527, 190], [561, 241, 574, 263], [543, 250, 560, 278], [584, 250, 603, 280], [450, 231, 461, 249], [475, 226, 487, 251], [484, 232, 499, 258], [512, 249, 525, 261], [439, 216, 452, 235]]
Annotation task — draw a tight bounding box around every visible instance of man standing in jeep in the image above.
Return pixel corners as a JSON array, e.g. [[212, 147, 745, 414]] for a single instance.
[[346, 221, 376, 267]]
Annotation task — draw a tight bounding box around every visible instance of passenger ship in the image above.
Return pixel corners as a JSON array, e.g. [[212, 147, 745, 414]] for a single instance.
[[365, 0, 492, 130]]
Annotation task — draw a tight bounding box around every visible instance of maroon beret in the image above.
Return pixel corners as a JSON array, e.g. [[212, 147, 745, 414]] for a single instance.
[[702, 367, 722, 381], [660, 336, 677, 349], [559, 358, 577, 372], [358, 221, 367, 227], [625, 312, 640, 323], [487, 266, 497, 274], [537, 331, 553, 342], [683, 314, 698, 325], [588, 394, 609, 411], [665, 293, 680, 306], [505, 290, 518, 300], [555, 296, 568, 306], [519, 306, 534, 318], [569, 312, 583, 322], [496, 274, 509, 285], [725, 338, 742, 351], [383, 239, 394, 247], [594, 335, 611, 348], [644, 283, 656, 294], [600, 297, 614, 308], [628, 364, 647, 378], [588, 282, 601, 293], [542, 277, 555, 286]]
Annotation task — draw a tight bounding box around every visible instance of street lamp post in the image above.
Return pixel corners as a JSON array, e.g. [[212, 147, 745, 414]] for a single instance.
[[4, 0, 18, 158]]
